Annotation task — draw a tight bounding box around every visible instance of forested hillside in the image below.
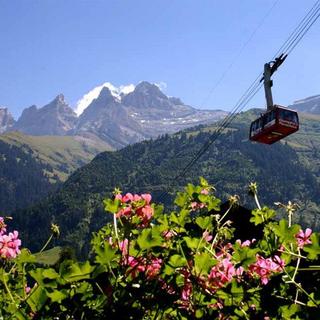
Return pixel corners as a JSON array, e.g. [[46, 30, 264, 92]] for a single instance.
[[0, 139, 56, 213], [13, 110, 320, 255], [0, 131, 110, 212]]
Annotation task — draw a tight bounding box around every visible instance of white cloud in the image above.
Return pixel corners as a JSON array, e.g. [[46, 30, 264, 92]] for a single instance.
[[119, 84, 135, 95], [155, 81, 167, 92], [75, 82, 135, 116]]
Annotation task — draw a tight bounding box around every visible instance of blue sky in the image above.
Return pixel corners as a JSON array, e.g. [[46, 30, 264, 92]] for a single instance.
[[0, 0, 319, 118]]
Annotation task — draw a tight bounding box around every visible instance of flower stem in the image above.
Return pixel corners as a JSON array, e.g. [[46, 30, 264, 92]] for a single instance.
[[39, 234, 53, 253]]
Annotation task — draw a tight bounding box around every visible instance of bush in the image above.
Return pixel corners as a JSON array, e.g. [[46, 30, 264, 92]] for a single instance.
[[1, 178, 320, 319]]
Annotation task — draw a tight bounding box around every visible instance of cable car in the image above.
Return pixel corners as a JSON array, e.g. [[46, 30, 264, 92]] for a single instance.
[[249, 55, 299, 145], [249, 105, 299, 144]]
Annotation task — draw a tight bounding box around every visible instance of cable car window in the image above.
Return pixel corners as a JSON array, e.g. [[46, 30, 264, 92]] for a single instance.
[[280, 110, 297, 122]]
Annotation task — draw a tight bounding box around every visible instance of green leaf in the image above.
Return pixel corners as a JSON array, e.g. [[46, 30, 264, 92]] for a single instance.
[[47, 289, 68, 303], [29, 268, 58, 288], [230, 281, 244, 299], [207, 197, 221, 211], [34, 247, 64, 266], [183, 236, 201, 250], [194, 252, 216, 276], [232, 246, 259, 268], [137, 228, 163, 250], [103, 198, 120, 214], [60, 261, 93, 282], [95, 242, 118, 266], [279, 304, 300, 319], [199, 176, 209, 188], [250, 207, 275, 225], [304, 233, 320, 260], [175, 192, 189, 208], [27, 286, 48, 312], [273, 219, 300, 243], [168, 254, 187, 268], [198, 194, 209, 203], [42, 268, 59, 280], [15, 248, 36, 264], [170, 209, 191, 227], [195, 216, 212, 230], [186, 183, 196, 197]]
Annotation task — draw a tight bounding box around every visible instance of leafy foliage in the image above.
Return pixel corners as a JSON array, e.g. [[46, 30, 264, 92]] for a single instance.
[[1, 179, 320, 319]]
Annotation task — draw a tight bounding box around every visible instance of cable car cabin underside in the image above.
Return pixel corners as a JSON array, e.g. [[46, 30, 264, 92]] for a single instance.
[[249, 105, 299, 145]]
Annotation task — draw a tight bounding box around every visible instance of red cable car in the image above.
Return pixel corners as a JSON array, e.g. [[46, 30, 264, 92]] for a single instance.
[[249, 55, 299, 145], [249, 105, 299, 144]]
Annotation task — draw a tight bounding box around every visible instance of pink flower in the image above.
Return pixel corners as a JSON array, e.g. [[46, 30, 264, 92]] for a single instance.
[[115, 194, 123, 201], [236, 239, 256, 247], [191, 202, 206, 211], [248, 255, 285, 285], [208, 257, 239, 289], [141, 194, 152, 205], [0, 230, 21, 259], [295, 228, 312, 248], [116, 206, 132, 218], [203, 230, 213, 242], [162, 230, 176, 240], [181, 282, 192, 300], [126, 256, 146, 278], [119, 238, 129, 256], [146, 257, 162, 279], [136, 205, 154, 226], [133, 194, 142, 201], [201, 189, 209, 195], [122, 193, 134, 203]]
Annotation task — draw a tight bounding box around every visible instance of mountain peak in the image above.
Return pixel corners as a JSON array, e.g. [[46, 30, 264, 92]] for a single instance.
[[53, 93, 66, 104], [75, 82, 135, 116], [134, 81, 166, 97], [290, 94, 320, 114], [13, 95, 77, 136]]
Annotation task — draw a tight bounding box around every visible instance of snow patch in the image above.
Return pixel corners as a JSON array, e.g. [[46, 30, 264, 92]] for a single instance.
[[75, 82, 135, 116]]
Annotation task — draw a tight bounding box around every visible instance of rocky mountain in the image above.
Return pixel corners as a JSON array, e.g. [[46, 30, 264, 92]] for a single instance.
[[3, 82, 227, 149], [76, 81, 227, 148], [12, 94, 78, 135], [290, 94, 320, 114], [0, 107, 15, 133]]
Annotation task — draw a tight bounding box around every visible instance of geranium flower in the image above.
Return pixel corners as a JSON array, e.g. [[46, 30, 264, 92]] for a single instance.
[[295, 228, 312, 248]]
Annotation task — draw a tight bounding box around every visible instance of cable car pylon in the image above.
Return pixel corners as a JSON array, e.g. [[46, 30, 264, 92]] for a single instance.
[[249, 54, 299, 144]]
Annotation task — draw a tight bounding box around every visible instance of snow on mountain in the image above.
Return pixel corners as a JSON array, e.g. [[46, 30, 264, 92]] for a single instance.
[[75, 82, 135, 116]]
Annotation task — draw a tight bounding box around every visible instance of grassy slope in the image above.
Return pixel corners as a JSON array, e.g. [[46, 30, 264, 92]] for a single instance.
[[0, 131, 113, 182]]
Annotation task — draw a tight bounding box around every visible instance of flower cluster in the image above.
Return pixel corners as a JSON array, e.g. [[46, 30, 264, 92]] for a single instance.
[[208, 257, 244, 289], [111, 237, 162, 279], [206, 244, 244, 291], [115, 193, 154, 226], [248, 255, 285, 285], [190, 189, 209, 211], [124, 255, 163, 279], [0, 217, 21, 259]]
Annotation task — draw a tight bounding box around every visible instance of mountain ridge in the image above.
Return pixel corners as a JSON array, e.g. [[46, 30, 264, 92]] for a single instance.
[[3, 82, 227, 149]]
